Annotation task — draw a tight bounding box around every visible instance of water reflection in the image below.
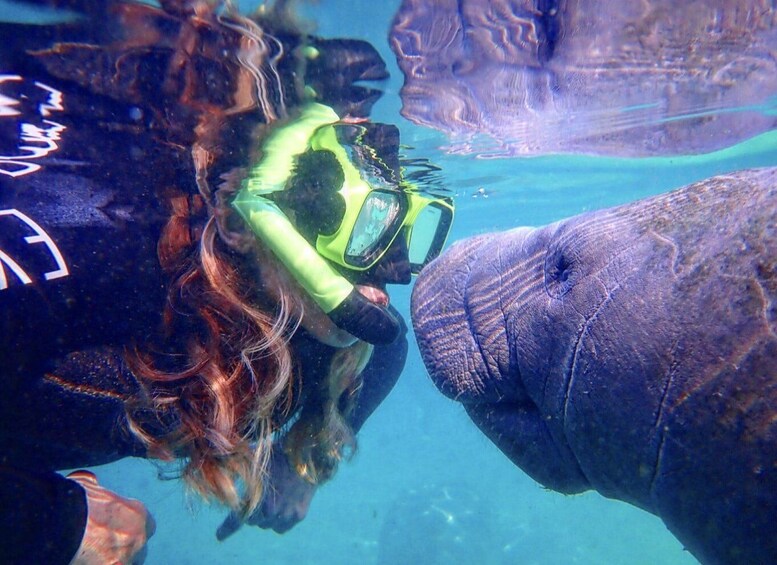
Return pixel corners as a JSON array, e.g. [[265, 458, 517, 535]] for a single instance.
[[390, 0, 777, 157]]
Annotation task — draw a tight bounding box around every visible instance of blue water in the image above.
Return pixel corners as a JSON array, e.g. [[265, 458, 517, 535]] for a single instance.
[[44, 1, 777, 563]]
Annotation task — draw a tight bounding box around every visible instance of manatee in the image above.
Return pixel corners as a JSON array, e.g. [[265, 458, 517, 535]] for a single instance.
[[389, 0, 777, 157], [410, 167, 777, 565]]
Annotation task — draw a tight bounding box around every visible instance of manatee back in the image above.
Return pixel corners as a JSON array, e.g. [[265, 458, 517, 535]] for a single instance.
[[551, 167, 777, 565], [636, 168, 777, 565]]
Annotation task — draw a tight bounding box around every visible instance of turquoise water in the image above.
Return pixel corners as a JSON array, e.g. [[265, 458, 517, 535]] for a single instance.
[[53, 1, 777, 564]]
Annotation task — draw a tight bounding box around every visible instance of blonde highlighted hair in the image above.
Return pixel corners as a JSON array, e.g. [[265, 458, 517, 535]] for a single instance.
[[123, 1, 369, 516], [129, 181, 369, 515]]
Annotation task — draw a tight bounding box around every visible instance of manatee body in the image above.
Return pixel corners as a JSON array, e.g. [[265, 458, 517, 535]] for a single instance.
[[411, 167, 777, 564], [389, 0, 777, 157]]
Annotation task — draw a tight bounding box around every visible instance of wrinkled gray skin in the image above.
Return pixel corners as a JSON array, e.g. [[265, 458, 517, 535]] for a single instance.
[[411, 168, 777, 565], [390, 0, 777, 156]]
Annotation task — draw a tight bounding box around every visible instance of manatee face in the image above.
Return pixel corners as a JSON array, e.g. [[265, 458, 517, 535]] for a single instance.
[[389, 0, 777, 156], [411, 168, 777, 564]]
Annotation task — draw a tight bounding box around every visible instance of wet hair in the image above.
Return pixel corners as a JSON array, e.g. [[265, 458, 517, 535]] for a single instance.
[[114, 2, 371, 515], [128, 177, 371, 515]]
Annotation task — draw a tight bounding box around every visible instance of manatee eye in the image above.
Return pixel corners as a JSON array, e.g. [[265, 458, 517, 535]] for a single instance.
[[544, 249, 575, 298], [554, 254, 572, 282]]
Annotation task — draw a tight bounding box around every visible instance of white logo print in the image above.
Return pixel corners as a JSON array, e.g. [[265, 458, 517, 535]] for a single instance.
[[0, 208, 69, 290], [1, 74, 70, 289], [0, 74, 67, 178]]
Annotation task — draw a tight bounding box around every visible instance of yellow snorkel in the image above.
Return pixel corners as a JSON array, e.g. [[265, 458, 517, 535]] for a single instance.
[[232, 103, 400, 344], [232, 102, 454, 344], [233, 103, 355, 314]]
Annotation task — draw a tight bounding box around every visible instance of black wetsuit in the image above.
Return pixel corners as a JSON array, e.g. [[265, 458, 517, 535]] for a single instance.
[[0, 9, 402, 564]]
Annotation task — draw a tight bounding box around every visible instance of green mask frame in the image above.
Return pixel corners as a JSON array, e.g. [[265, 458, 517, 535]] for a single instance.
[[232, 103, 454, 314]]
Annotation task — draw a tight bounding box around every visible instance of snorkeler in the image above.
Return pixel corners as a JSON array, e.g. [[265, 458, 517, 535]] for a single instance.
[[231, 100, 453, 344], [0, 1, 453, 564]]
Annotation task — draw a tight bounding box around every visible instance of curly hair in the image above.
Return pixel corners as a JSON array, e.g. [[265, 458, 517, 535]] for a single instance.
[[120, 1, 369, 516]]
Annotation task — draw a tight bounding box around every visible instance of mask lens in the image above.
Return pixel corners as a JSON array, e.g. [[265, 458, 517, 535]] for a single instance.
[[407, 200, 453, 274], [345, 190, 404, 268], [408, 205, 442, 264]]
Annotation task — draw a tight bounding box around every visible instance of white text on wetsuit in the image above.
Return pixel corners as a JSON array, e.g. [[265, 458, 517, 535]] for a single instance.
[[1, 75, 70, 289], [0, 209, 69, 290], [0, 74, 67, 178]]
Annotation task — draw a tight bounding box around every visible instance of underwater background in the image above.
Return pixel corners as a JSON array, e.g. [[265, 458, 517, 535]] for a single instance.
[[5, 0, 775, 563]]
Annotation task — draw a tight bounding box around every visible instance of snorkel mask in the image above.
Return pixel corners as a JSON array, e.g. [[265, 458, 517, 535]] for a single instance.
[[232, 103, 454, 345], [309, 122, 453, 275]]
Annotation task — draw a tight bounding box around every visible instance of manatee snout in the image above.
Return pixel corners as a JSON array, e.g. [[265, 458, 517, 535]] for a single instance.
[[411, 229, 533, 406], [412, 225, 594, 493]]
